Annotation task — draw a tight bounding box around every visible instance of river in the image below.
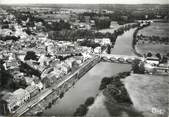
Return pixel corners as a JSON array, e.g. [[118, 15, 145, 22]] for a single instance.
[[43, 28, 136, 116]]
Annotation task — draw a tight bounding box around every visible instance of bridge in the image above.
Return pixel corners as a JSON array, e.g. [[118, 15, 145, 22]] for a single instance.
[[100, 54, 143, 63]]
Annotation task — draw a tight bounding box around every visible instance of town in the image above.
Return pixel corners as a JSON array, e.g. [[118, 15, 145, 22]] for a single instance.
[[0, 3, 169, 117]]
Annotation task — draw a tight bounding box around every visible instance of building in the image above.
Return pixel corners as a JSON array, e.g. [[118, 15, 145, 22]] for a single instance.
[[35, 81, 44, 90], [60, 62, 71, 74], [13, 88, 30, 106], [0, 88, 30, 114], [94, 38, 111, 46], [94, 47, 102, 54], [145, 57, 160, 65], [25, 85, 39, 97], [0, 93, 18, 114], [24, 76, 35, 86]]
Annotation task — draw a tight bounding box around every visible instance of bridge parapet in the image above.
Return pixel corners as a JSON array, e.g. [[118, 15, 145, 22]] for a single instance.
[[100, 54, 143, 63]]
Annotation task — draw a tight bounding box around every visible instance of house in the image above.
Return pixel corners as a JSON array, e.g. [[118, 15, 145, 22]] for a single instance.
[[60, 62, 71, 74], [65, 58, 76, 68], [0, 93, 18, 114], [12, 71, 24, 81], [38, 54, 49, 67], [145, 57, 160, 65], [52, 68, 64, 78], [42, 70, 63, 87], [25, 85, 39, 97], [35, 81, 44, 90], [13, 88, 30, 106], [24, 76, 35, 86], [5, 60, 20, 70], [81, 52, 92, 61], [94, 47, 101, 54], [41, 67, 54, 79], [144, 63, 155, 74], [101, 38, 111, 45]]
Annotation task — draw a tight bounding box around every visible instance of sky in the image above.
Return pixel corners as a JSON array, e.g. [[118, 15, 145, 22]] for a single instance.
[[0, 0, 169, 4]]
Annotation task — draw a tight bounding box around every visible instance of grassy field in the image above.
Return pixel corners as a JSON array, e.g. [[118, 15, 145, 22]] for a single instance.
[[123, 74, 169, 116], [136, 22, 169, 56], [138, 22, 169, 37], [136, 43, 169, 56]]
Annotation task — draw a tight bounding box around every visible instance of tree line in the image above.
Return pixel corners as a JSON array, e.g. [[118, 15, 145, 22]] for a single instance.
[[48, 23, 138, 46], [136, 34, 169, 44]]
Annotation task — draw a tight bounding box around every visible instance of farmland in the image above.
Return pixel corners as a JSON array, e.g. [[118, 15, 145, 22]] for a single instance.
[[123, 74, 169, 116], [137, 22, 169, 37], [136, 22, 169, 56]]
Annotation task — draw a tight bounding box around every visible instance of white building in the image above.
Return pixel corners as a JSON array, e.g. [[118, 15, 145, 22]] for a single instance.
[[1, 93, 18, 113], [13, 88, 30, 106], [145, 57, 160, 65], [94, 47, 102, 54]]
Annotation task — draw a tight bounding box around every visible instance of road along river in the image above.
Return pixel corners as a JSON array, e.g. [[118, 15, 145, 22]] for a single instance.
[[43, 28, 136, 116]]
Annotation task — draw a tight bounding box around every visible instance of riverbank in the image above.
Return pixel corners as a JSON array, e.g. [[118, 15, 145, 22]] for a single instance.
[[87, 87, 143, 117], [87, 71, 143, 117], [87, 72, 168, 117], [86, 92, 112, 117], [132, 22, 151, 57], [43, 62, 131, 116]]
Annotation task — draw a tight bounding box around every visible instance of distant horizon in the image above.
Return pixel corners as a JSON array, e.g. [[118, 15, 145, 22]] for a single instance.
[[1, 3, 169, 5], [1, 0, 169, 5]]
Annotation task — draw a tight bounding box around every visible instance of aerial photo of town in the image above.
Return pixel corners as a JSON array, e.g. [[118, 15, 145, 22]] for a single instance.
[[0, 0, 169, 117]]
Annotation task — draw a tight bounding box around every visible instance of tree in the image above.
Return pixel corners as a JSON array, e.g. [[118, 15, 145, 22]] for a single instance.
[[74, 104, 88, 116], [139, 62, 145, 74], [0, 60, 14, 88], [24, 51, 38, 61], [167, 53, 169, 57], [19, 62, 41, 77], [71, 61, 79, 72], [85, 97, 95, 106], [13, 78, 27, 90], [132, 59, 145, 74], [99, 77, 111, 90], [161, 56, 168, 63], [107, 45, 111, 54], [95, 18, 111, 30], [156, 53, 161, 61], [147, 52, 152, 57]]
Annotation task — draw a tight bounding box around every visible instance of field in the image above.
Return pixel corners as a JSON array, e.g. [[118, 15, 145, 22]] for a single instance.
[[138, 22, 169, 37], [136, 43, 169, 56], [123, 74, 169, 116], [136, 22, 169, 56]]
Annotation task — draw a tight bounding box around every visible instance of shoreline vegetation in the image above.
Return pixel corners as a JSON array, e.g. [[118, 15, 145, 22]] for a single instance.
[[99, 72, 131, 103], [73, 97, 95, 116], [75, 71, 134, 116], [132, 22, 151, 57], [133, 21, 169, 57], [73, 71, 132, 116], [48, 23, 138, 47]]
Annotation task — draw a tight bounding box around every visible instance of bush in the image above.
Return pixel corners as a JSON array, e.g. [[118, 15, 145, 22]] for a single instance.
[[74, 96, 95, 116], [73, 104, 88, 116], [132, 59, 145, 74], [99, 77, 111, 90], [85, 97, 95, 106], [24, 51, 39, 61]]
